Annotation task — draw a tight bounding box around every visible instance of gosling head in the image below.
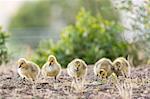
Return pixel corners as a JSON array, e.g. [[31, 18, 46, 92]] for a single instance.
[[17, 58, 27, 68], [97, 69, 107, 79], [48, 55, 57, 65], [74, 59, 83, 71], [114, 61, 122, 71]]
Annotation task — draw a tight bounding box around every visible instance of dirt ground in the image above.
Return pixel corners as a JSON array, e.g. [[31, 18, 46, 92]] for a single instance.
[[0, 63, 150, 99]]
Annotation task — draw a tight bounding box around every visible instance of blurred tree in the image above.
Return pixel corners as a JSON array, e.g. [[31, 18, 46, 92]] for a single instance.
[[8, 0, 119, 48], [9, 0, 119, 29], [114, 0, 150, 65], [0, 27, 9, 65], [32, 9, 129, 68], [82, 0, 119, 21], [9, 1, 51, 29], [9, 1, 52, 48]]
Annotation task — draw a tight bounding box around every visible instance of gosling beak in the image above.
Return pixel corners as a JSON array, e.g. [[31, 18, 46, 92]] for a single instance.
[[19, 65, 21, 68], [96, 74, 98, 81], [76, 67, 79, 71], [49, 62, 52, 65]]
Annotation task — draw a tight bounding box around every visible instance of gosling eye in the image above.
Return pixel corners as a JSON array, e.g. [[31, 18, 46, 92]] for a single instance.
[[116, 62, 120, 66], [76, 63, 80, 69], [118, 65, 122, 70], [77, 63, 80, 67], [19, 63, 23, 68], [102, 73, 107, 78], [76, 66, 79, 71], [96, 74, 99, 77], [102, 73, 105, 77], [116, 63, 121, 69], [99, 71, 103, 75]]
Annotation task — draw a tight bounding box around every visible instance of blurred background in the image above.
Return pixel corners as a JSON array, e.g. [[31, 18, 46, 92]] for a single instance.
[[0, 0, 149, 67]]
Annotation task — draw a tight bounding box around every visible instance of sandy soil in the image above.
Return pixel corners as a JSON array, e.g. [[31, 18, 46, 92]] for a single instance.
[[0, 64, 150, 99]]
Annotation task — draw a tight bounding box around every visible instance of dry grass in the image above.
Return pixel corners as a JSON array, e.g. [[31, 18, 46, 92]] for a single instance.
[[115, 78, 133, 99], [0, 63, 150, 99]]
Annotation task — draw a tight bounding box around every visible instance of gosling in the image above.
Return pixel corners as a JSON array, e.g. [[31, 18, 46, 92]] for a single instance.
[[112, 57, 130, 77], [67, 58, 87, 91], [42, 55, 61, 82], [94, 58, 114, 80], [17, 58, 40, 81]]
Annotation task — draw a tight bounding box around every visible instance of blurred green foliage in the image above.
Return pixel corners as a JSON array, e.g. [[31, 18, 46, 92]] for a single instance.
[[32, 9, 129, 68], [8, 1, 52, 48], [0, 27, 9, 65], [9, 0, 119, 29], [9, 1, 51, 29], [82, 0, 119, 21], [8, 0, 119, 49]]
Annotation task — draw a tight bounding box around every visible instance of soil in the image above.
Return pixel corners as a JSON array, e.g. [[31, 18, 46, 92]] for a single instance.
[[0, 64, 150, 99]]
